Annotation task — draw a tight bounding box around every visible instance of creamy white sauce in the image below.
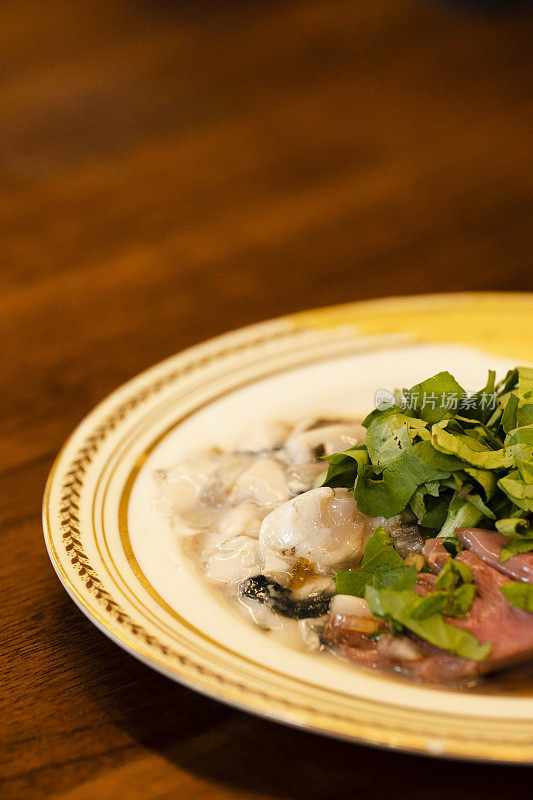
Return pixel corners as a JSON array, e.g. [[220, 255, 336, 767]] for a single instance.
[[154, 417, 394, 651]]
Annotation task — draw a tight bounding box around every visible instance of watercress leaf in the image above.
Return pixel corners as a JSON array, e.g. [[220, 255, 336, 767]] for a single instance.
[[419, 494, 451, 530], [516, 367, 533, 428], [354, 464, 404, 517], [411, 592, 448, 619], [462, 467, 497, 500], [325, 366, 533, 546], [334, 529, 416, 596], [440, 474, 464, 491], [410, 584, 475, 620], [495, 517, 531, 537], [498, 470, 533, 513], [455, 416, 504, 450], [433, 562, 459, 590], [364, 409, 430, 458], [486, 405, 503, 429], [371, 565, 418, 591], [365, 586, 491, 661], [518, 405, 533, 428], [444, 583, 477, 618], [322, 446, 363, 465], [361, 526, 403, 572], [361, 406, 396, 430], [442, 536, 464, 557], [501, 581, 533, 612], [502, 392, 519, 434], [413, 439, 465, 472], [322, 446, 368, 488], [437, 496, 484, 539], [335, 570, 372, 597], [516, 457, 533, 484], [424, 480, 441, 497], [505, 424, 533, 447], [459, 370, 496, 424], [365, 418, 412, 465], [500, 537, 533, 563], [465, 492, 496, 520], [404, 371, 465, 424], [355, 440, 460, 517], [455, 559, 474, 584], [505, 439, 533, 459], [431, 423, 513, 470], [496, 368, 519, 395], [435, 557, 473, 589], [320, 460, 355, 488], [409, 487, 426, 522]]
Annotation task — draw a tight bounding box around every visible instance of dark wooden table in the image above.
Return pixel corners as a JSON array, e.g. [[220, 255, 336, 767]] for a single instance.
[[2, 1, 533, 797]]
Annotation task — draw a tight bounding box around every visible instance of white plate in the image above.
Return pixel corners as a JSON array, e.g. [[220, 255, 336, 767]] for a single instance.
[[43, 292, 533, 763]]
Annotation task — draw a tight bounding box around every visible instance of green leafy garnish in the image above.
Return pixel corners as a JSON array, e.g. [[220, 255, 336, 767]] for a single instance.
[[409, 583, 476, 620], [441, 536, 464, 557], [434, 557, 473, 590], [365, 585, 491, 661], [501, 581, 533, 612], [334, 530, 483, 658], [443, 583, 477, 618], [361, 526, 403, 572], [325, 366, 533, 662], [335, 565, 417, 598], [415, 556, 477, 619], [335, 527, 416, 598], [500, 537, 533, 563], [495, 517, 531, 537], [323, 367, 533, 546]]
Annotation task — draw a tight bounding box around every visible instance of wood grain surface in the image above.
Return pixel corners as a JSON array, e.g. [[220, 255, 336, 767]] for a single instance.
[[1, 1, 533, 797]]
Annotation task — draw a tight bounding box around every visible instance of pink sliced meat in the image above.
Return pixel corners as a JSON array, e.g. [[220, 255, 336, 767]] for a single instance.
[[325, 540, 533, 683], [323, 614, 425, 671], [414, 571, 437, 594], [455, 527, 533, 583], [451, 550, 533, 671], [413, 540, 533, 681], [323, 605, 481, 681], [423, 538, 450, 573], [409, 566, 480, 681], [409, 641, 480, 681], [323, 613, 390, 669]]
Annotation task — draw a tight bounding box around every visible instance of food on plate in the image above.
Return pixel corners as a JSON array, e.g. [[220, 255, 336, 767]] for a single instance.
[[155, 367, 533, 684]]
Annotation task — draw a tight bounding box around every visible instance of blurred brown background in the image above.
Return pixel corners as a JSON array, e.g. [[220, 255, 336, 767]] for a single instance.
[[1, 1, 533, 798]]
